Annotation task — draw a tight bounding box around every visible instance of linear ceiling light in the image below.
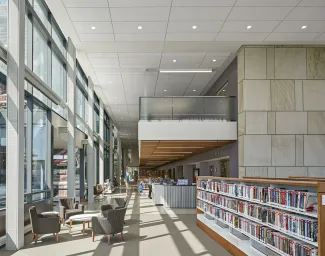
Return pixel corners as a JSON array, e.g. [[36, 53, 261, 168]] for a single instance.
[[151, 155, 184, 157], [153, 152, 192, 154], [159, 69, 212, 73]]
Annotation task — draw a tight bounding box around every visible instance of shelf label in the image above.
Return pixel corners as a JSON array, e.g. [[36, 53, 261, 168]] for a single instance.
[[322, 195, 325, 205]]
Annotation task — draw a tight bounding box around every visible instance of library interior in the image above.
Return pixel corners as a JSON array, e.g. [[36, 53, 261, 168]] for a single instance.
[[1, 0, 325, 256]]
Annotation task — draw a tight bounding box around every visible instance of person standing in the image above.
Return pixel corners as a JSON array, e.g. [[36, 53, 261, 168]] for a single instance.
[[124, 171, 130, 194], [148, 175, 152, 199]]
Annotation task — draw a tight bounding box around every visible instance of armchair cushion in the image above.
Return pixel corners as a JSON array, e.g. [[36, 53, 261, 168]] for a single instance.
[[29, 206, 60, 235], [65, 209, 83, 220]]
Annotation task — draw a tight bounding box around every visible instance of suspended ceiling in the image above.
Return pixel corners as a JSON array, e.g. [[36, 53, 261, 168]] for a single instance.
[[46, 0, 325, 146], [139, 140, 234, 167]]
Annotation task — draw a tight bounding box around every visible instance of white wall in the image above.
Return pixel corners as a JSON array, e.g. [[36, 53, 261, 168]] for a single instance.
[[138, 121, 237, 141]]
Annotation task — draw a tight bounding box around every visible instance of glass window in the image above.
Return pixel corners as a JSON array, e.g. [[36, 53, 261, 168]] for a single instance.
[[33, 0, 51, 32], [94, 109, 99, 134], [52, 53, 66, 101], [76, 62, 87, 89], [76, 87, 84, 119], [32, 103, 49, 193], [33, 27, 50, 84], [0, 58, 6, 209], [52, 25, 66, 56], [0, 0, 8, 47], [24, 98, 27, 192]]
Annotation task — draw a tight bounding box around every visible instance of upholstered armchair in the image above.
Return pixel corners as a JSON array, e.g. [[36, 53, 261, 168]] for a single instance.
[[59, 197, 84, 223], [92, 207, 127, 245], [29, 206, 60, 243]]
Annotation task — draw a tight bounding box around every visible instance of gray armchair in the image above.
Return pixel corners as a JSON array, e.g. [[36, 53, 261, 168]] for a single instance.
[[29, 206, 60, 243], [59, 197, 84, 223], [92, 207, 127, 245]]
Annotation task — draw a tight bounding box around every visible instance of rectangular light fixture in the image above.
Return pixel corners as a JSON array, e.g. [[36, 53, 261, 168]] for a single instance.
[[159, 69, 212, 73]]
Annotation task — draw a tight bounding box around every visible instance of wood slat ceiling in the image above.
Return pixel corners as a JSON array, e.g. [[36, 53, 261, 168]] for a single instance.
[[139, 140, 234, 168]]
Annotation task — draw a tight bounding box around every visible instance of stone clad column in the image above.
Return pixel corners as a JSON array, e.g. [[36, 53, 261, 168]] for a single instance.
[[6, 0, 25, 250], [67, 38, 77, 197], [99, 101, 104, 184], [237, 45, 325, 178], [87, 77, 95, 204], [109, 121, 114, 182]]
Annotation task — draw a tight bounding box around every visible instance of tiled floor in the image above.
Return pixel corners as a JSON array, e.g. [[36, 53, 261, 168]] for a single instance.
[[1, 192, 230, 256]]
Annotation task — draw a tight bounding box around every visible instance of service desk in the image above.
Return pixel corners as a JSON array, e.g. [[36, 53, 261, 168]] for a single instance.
[[152, 184, 196, 208]]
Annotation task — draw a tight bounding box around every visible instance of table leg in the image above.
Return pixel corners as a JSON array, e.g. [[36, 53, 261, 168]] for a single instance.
[[69, 219, 72, 233], [83, 221, 85, 235], [88, 221, 90, 228]]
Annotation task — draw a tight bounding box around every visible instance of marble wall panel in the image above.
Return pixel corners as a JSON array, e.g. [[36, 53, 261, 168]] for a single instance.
[[308, 167, 325, 177], [245, 48, 267, 79], [268, 167, 276, 177], [303, 80, 325, 111], [238, 81, 244, 113], [276, 112, 307, 134], [246, 112, 267, 134], [307, 48, 325, 79], [272, 135, 295, 166], [275, 48, 306, 79], [295, 80, 303, 111], [268, 112, 276, 134], [271, 80, 295, 111], [238, 48, 245, 83], [238, 112, 245, 136], [304, 135, 325, 166], [246, 167, 268, 177], [267, 48, 275, 79], [243, 80, 270, 111], [308, 112, 325, 134], [238, 135, 244, 166], [275, 167, 307, 178], [296, 135, 304, 166], [238, 167, 246, 178], [244, 135, 271, 166]]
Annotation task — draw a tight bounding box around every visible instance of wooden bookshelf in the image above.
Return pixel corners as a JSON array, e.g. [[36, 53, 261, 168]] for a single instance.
[[196, 176, 324, 256]]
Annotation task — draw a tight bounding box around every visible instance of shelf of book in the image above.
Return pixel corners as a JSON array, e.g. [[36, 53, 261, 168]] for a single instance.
[[196, 176, 325, 256]]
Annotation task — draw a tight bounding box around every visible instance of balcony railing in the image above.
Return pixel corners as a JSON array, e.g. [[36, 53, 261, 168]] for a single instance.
[[139, 96, 236, 121]]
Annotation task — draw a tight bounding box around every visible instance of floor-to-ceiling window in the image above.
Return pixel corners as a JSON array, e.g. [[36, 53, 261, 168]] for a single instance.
[[104, 111, 110, 181], [0, 0, 7, 47], [0, 58, 6, 209]]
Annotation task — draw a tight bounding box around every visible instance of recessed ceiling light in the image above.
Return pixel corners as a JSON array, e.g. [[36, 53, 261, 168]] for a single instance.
[[164, 89, 167, 92], [173, 59, 176, 63], [222, 89, 225, 92], [121, 117, 123, 119], [193, 89, 196, 92], [301, 25, 307, 30], [247, 25, 252, 30], [4, 44, 7, 48], [124, 125, 126, 126], [108, 81, 112, 84], [114, 97, 117, 99], [138, 25, 142, 30], [118, 109, 120, 111], [91, 26, 96, 30], [213, 59, 216, 62], [192, 25, 197, 29]]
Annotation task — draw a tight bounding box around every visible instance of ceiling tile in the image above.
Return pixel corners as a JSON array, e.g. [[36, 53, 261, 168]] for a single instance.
[[316, 33, 325, 41], [119, 57, 161, 68], [299, 0, 325, 6], [221, 21, 280, 33], [228, 7, 293, 20], [160, 53, 206, 68], [78, 34, 115, 42], [103, 92, 127, 105], [89, 57, 120, 68], [63, 0, 108, 7], [173, 0, 236, 6], [285, 7, 325, 20], [87, 53, 118, 58], [115, 34, 166, 41], [235, 0, 300, 6], [96, 73, 123, 84], [73, 22, 113, 34], [200, 58, 224, 68], [216, 33, 269, 41], [108, 0, 172, 7], [110, 7, 170, 21], [274, 21, 325, 33], [169, 7, 232, 21], [165, 33, 217, 41], [156, 73, 195, 88], [167, 21, 223, 33], [113, 22, 167, 34], [66, 8, 111, 21], [154, 88, 187, 96], [186, 72, 216, 90], [265, 32, 321, 41], [118, 53, 161, 58]]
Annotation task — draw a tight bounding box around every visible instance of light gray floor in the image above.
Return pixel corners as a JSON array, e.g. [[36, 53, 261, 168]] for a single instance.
[[1, 192, 231, 256]]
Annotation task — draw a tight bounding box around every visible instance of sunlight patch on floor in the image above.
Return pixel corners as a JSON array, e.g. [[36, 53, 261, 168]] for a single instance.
[[180, 230, 208, 254]]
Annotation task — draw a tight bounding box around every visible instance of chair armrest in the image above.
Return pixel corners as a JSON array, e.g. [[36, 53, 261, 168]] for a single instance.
[[39, 213, 57, 218], [59, 206, 66, 219], [75, 203, 84, 212]]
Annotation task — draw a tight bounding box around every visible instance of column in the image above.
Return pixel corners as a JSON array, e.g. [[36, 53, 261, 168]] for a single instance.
[[99, 101, 104, 184], [117, 132, 122, 178], [237, 45, 325, 178], [109, 120, 114, 182], [79, 148, 85, 199], [67, 38, 77, 197], [6, 0, 25, 250], [87, 77, 95, 204]]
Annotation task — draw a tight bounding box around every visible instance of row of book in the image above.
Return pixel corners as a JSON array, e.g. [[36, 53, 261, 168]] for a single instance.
[[201, 203, 318, 256], [197, 193, 318, 242], [198, 180, 318, 213]]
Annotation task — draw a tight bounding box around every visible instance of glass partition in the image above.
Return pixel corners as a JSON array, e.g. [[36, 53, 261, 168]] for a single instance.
[[139, 96, 236, 121]]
